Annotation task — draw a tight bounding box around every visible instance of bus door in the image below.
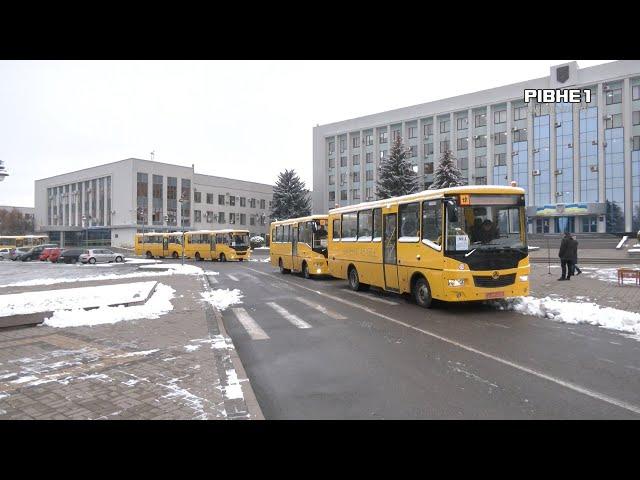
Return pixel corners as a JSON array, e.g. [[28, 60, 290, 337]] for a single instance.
[[292, 226, 298, 270], [383, 213, 399, 291], [210, 234, 216, 257], [162, 236, 169, 256]]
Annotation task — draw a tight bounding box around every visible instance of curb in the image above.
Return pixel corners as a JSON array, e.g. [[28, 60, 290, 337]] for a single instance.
[[203, 275, 265, 420]]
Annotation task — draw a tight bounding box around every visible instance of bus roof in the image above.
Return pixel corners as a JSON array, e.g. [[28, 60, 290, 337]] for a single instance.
[[329, 185, 526, 215], [185, 229, 250, 235], [270, 215, 328, 227]]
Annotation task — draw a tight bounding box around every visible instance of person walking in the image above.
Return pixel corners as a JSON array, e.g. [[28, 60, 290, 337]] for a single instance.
[[572, 234, 582, 275], [558, 231, 577, 281]]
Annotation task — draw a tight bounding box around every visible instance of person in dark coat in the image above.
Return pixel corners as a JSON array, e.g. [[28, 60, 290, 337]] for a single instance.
[[558, 231, 577, 281], [572, 235, 582, 275]]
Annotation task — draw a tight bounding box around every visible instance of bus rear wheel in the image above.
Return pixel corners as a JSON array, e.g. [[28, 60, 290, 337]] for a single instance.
[[279, 258, 290, 274], [348, 267, 366, 291], [413, 277, 433, 309], [145, 251, 153, 259], [195, 252, 201, 261], [220, 253, 226, 262], [172, 251, 178, 259]]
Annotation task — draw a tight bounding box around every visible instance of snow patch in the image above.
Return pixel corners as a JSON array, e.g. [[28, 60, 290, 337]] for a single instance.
[[43, 284, 175, 328], [220, 368, 245, 400], [200, 289, 244, 311], [184, 345, 201, 352]]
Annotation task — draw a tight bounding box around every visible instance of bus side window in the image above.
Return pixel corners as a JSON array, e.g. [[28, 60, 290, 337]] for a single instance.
[[372, 208, 382, 241], [332, 219, 341, 240], [422, 200, 442, 246], [357, 210, 372, 241], [399, 203, 420, 241]]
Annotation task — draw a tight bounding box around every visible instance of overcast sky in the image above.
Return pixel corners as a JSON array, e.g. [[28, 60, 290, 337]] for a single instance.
[[0, 60, 613, 207]]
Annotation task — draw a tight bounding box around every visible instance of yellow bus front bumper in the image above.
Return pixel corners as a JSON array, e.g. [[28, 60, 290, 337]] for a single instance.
[[440, 267, 530, 302]]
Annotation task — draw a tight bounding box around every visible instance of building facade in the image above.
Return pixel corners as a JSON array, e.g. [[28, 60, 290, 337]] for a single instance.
[[313, 61, 640, 234], [34, 158, 274, 247]]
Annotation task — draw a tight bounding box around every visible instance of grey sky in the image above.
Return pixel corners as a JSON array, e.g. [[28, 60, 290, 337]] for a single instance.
[[0, 60, 612, 207]]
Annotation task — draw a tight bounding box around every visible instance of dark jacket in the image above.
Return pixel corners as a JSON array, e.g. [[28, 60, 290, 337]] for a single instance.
[[559, 236, 577, 261]]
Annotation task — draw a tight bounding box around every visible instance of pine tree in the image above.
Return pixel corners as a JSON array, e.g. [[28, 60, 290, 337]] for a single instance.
[[605, 200, 624, 233], [429, 149, 465, 190], [375, 135, 420, 199], [270, 169, 311, 221]]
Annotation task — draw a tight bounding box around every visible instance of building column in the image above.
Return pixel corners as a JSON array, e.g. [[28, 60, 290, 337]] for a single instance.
[[623, 77, 633, 232], [487, 106, 494, 184], [433, 117, 440, 171], [527, 104, 535, 207], [163, 176, 168, 227], [103, 179, 108, 227], [506, 101, 513, 183], [88, 181, 93, 226], [572, 103, 581, 202], [147, 176, 152, 227], [597, 83, 606, 204], [176, 178, 182, 226], [467, 109, 474, 185], [550, 104, 558, 203]]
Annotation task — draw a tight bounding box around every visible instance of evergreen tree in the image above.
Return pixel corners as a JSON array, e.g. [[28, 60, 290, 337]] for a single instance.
[[270, 169, 311, 221], [605, 200, 624, 233], [429, 149, 465, 190], [375, 135, 420, 199]]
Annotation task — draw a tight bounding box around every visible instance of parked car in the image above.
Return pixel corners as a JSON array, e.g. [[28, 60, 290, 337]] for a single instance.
[[19, 244, 59, 262], [39, 247, 61, 261], [56, 248, 84, 264], [10, 247, 31, 261], [0, 248, 12, 260], [49, 248, 64, 263], [79, 249, 124, 264]]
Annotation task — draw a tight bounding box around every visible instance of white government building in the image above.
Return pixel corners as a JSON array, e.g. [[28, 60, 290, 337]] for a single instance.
[[34, 158, 274, 248]]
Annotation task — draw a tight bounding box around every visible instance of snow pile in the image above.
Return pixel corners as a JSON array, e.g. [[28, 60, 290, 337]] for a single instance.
[[249, 257, 270, 263], [0, 281, 157, 317], [43, 283, 175, 328], [138, 264, 203, 274], [200, 289, 243, 311], [495, 296, 640, 337], [218, 368, 244, 400]]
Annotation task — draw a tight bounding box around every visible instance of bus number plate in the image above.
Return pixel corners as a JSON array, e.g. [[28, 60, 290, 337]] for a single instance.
[[486, 291, 505, 299]]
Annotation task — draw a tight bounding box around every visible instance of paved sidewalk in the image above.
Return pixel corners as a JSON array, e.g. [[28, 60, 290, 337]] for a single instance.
[[530, 262, 640, 314], [0, 272, 260, 420]]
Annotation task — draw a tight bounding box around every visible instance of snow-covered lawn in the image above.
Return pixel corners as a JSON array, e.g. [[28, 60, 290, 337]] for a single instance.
[[495, 296, 640, 337], [43, 283, 175, 328], [0, 281, 158, 317], [200, 289, 243, 311]]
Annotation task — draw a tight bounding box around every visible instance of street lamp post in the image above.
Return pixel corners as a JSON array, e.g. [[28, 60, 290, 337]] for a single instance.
[[137, 208, 147, 257], [82, 215, 87, 248], [178, 195, 188, 266]]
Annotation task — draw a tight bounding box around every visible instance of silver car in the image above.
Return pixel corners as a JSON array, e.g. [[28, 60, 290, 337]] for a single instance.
[[0, 248, 11, 260], [79, 249, 125, 264], [9, 247, 31, 261]]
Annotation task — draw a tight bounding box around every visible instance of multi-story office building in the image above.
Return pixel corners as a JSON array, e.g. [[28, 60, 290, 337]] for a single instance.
[[34, 158, 274, 247], [313, 61, 640, 234]]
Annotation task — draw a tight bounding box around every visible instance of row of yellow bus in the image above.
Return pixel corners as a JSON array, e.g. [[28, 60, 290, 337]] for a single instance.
[[134, 229, 251, 261], [0, 235, 50, 249], [270, 185, 530, 308]]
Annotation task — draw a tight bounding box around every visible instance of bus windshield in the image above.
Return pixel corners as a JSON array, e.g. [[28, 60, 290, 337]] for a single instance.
[[446, 204, 526, 252], [312, 221, 328, 249], [230, 233, 249, 247]]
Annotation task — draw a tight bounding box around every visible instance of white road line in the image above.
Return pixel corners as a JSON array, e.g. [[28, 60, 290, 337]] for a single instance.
[[227, 274, 239, 281], [266, 302, 312, 329], [244, 266, 640, 416], [349, 290, 399, 305], [296, 297, 348, 320], [231, 308, 269, 340]]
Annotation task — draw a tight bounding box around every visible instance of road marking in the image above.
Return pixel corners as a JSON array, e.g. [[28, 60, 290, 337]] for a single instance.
[[597, 358, 616, 364], [231, 308, 269, 340], [227, 274, 239, 281], [208, 275, 218, 284], [349, 290, 399, 305], [295, 297, 348, 320], [266, 302, 312, 329], [244, 266, 640, 416]]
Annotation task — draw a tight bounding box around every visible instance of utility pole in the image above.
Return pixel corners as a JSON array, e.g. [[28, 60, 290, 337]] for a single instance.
[[178, 195, 187, 266]]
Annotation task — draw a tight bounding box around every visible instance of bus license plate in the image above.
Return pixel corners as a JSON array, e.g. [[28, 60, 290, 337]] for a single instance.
[[486, 291, 505, 299]]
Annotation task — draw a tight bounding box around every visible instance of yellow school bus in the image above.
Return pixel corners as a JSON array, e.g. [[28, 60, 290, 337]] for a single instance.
[[327, 185, 530, 308], [134, 232, 183, 258], [0, 235, 49, 249], [270, 215, 329, 278], [184, 229, 251, 261]]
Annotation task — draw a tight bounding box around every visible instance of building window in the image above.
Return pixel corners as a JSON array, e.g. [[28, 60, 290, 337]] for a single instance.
[[329, 158, 335, 168], [352, 189, 360, 200], [424, 162, 434, 174], [194, 210, 201, 223], [340, 190, 347, 201], [260, 199, 265, 209], [408, 127, 417, 139], [365, 134, 373, 145], [424, 143, 434, 156], [606, 88, 622, 105], [392, 129, 401, 142], [633, 111, 640, 126], [206, 193, 213, 204], [250, 216, 255, 226], [167, 177, 177, 226], [379, 131, 388, 144], [340, 138, 346, 152], [474, 135, 487, 148], [513, 129, 528, 142], [633, 136, 640, 151], [229, 196, 235, 206], [605, 113, 623, 129], [194, 191, 201, 203], [494, 110, 507, 124], [328, 191, 335, 201], [457, 137, 468, 150], [475, 176, 487, 185], [353, 171, 360, 183], [352, 136, 360, 148], [456, 117, 468, 130], [218, 194, 225, 205], [494, 132, 507, 145], [241, 197, 246, 207], [423, 123, 433, 137], [365, 187, 373, 201], [353, 154, 360, 166], [229, 213, 236, 224], [494, 153, 507, 166], [513, 105, 528, 121], [328, 140, 335, 154], [250, 198, 256, 208], [340, 173, 347, 186], [380, 150, 387, 159], [240, 213, 246, 225], [475, 155, 487, 168], [440, 140, 450, 153], [475, 114, 486, 127], [366, 170, 373, 181], [218, 212, 225, 223], [340, 156, 347, 167], [440, 119, 450, 134], [633, 86, 640, 101], [329, 174, 335, 185], [409, 146, 417, 157], [366, 152, 373, 163], [136, 172, 148, 224], [180, 178, 191, 227], [206, 211, 213, 223], [457, 157, 468, 171], [152, 175, 163, 225]]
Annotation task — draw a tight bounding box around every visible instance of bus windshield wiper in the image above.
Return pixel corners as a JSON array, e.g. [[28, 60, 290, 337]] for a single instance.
[[465, 249, 477, 257]]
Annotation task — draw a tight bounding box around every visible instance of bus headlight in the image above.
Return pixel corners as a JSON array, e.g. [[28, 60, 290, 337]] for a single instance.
[[519, 275, 529, 282], [448, 279, 465, 287]]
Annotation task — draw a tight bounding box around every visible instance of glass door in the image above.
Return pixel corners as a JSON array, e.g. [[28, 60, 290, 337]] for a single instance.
[[383, 213, 399, 290]]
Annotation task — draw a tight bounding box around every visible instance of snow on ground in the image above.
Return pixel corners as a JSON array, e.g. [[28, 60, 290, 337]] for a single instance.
[[495, 296, 640, 337], [200, 289, 244, 311], [0, 265, 205, 288], [580, 266, 640, 284], [0, 281, 157, 317], [43, 283, 175, 328], [249, 257, 270, 263]]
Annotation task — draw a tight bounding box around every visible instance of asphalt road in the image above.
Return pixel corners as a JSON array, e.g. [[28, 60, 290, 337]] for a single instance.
[[210, 258, 640, 419]]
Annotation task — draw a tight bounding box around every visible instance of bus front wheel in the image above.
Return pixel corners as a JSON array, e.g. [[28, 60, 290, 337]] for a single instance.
[[195, 252, 201, 261], [279, 258, 290, 274], [172, 251, 178, 259], [348, 267, 366, 291], [413, 277, 433, 309], [302, 261, 310, 279], [146, 251, 153, 259], [220, 253, 226, 262]]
